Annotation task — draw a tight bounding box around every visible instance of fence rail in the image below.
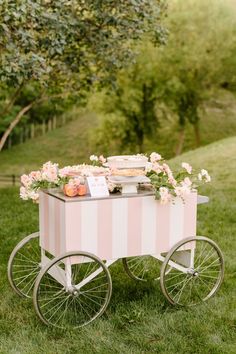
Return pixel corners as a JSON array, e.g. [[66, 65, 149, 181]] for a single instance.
[[0, 174, 21, 186]]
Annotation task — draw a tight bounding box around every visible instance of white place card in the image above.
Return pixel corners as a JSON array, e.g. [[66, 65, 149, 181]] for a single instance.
[[86, 176, 110, 197]]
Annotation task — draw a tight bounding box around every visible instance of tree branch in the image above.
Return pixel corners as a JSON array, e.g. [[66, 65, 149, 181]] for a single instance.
[[0, 91, 69, 151], [0, 81, 25, 118]]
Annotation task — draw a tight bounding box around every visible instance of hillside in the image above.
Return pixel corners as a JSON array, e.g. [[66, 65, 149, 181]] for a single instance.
[[0, 90, 236, 178]]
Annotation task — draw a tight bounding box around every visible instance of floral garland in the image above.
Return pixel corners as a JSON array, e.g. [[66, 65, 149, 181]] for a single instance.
[[20, 153, 211, 203], [146, 152, 211, 203]]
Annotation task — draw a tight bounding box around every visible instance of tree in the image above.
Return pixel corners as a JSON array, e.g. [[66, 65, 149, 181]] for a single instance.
[[91, 0, 236, 156], [0, 0, 167, 151], [156, 0, 236, 154]]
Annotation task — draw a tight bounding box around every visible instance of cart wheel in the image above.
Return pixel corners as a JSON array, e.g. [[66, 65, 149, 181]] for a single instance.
[[8, 232, 41, 298], [160, 236, 224, 306], [33, 251, 112, 329], [122, 256, 169, 282]]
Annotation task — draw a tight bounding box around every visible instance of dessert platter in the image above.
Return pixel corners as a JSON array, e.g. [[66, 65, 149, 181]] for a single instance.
[[106, 155, 150, 194]]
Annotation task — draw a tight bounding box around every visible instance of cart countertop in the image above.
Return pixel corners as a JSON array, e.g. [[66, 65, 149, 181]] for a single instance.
[[42, 189, 209, 204]]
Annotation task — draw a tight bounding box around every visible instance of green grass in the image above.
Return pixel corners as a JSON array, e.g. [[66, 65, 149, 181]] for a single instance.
[[0, 111, 98, 176], [0, 137, 235, 353]]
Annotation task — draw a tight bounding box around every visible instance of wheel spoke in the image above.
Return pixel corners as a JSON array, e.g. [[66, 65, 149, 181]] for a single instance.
[[160, 238, 224, 306], [34, 252, 111, 329]]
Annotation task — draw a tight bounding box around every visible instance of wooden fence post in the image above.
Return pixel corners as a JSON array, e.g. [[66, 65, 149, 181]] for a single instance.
[[48, 119, 52, 131], [30, 123, 35, 139], [42, 120, 46, 135]]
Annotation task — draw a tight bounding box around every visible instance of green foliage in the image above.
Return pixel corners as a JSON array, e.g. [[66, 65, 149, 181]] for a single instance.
[[90, 0, 236, 154], [0, 0, 167, 150]]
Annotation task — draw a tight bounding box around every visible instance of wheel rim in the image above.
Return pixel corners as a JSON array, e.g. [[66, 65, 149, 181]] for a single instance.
[[33, 252, 112, 329], [123, 256, 165, 281], [160, 237, 224, 306], [8, 232, 41, 298]]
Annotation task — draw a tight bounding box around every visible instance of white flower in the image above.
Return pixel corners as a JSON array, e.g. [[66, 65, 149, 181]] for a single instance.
[[145, 162, 153, 173], [182, 162, 192, 174], [205, 174, 211, 183], [201, 169, 208, 176], [150, 152, 162, 163], [198, 169, 211, 183], [90, 155, 98, 162], [28, 190, 39, 202]]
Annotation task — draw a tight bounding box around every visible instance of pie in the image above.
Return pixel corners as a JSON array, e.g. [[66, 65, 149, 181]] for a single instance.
[[111, 168, 146, 177]]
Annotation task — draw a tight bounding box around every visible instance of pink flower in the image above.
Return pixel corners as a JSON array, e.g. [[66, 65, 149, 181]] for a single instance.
[[162, 163, 172, 175], [20, 186, 29, 200], [20, 174, 32, 187], [41, 161, 59, 183], [181, 177, 192, 187], [175, 185, 191, 197], [29, 170, 42, 181], [99, 155, 106, 164], [181, 162, 192, 174], [152, 163, 163, 174], [159, 187, 172, 204], [168, 175, 177, 187], [150, 152, 162, 163], [59, 166, 73, 177]]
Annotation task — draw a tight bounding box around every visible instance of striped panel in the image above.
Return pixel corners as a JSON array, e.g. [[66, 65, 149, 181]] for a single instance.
[[97, 199, 113, 260], [169, 197, 185, 249], [65, 201, 82, 253], [39, 192, 198, 261], [81, 201, 98, 255], [156, 201, 170, 254], [127, 197, 142, 257], [141, 196, 157, 255], [112, 198, 128, 258]]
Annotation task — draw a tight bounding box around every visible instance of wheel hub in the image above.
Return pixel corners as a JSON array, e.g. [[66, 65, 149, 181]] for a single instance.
[[188, 268, 199, 277]]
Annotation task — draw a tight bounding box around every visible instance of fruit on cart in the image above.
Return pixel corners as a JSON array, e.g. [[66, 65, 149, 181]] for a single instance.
[[77, 184, 87, 196], [63, 184, 78, 197]]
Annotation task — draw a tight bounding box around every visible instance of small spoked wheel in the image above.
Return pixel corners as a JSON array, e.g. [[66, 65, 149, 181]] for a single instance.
[[8, 232, 41, 298], [33, 251, 112, 329], [160, 236, 224, 306], [123, 256, 168, 282]]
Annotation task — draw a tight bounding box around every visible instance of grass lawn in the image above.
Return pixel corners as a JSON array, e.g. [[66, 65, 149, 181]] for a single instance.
[[0, 137, 235, 353]]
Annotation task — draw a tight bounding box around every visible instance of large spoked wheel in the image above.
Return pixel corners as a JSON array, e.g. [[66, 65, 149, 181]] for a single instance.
[[160, 236, 224, 306], [8, 232, 41, 298], [123, 256, 166, 282], [33, 251, 112, 329]]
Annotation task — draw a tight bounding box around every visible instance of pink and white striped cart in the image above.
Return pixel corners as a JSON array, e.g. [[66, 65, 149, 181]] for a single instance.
[[8, 189, 224, 329]]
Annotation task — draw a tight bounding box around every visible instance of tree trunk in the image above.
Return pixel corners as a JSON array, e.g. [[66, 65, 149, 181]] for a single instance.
[[0, 102, 34, 151], [175, 128, 185, 156], [193, 122, 201, 147], [0, 82, 25, 118], [0, 92, 66, 151]]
